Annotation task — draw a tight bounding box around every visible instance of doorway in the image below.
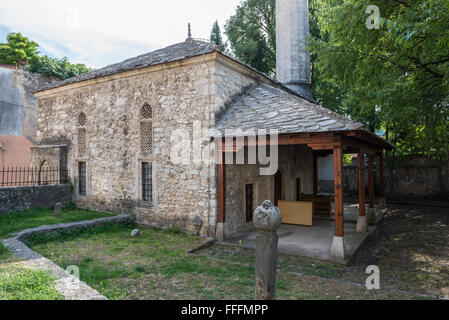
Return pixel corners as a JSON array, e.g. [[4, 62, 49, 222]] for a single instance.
[[245, 184, 255, 222], [274, 171, 282, 206]]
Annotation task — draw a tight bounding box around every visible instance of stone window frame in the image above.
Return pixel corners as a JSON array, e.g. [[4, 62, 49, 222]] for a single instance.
[[140, 103, 154, 156], [242, 179, 259, 225], [77, 112, 88, 158], [136, 157, 157, 208]]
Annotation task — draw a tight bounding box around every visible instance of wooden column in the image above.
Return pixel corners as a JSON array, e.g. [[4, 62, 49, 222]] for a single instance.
[[217, 151, 226, 223], [333, 142, 344, 237], [368, 154, 375, 209], [313, 153, 318, 195], [378, 152, 386, 204], [358, 153, 366, 217]]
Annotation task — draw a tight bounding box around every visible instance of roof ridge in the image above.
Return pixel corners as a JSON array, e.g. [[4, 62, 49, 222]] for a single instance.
[[35, 39, 219, 93]]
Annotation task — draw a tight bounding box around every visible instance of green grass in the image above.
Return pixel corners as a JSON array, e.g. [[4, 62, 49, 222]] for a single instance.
[[0, 264, 63, 300], [0, 205, 112, 240], [0, 243, 11, 261], [28, 224, 421, 300]]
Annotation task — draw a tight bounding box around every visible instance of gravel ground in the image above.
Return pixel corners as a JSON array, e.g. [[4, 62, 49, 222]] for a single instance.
[[343, 203, 449, 298]]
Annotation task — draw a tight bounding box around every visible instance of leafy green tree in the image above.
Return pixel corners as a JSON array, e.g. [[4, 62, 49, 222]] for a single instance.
[[210, 21, 227, 52], [225, 0, 276, 75], [0, 33, 39, 66], [29, 56, 93, 80], [0, 32, 93, 80], [309, 0, 449, 159]]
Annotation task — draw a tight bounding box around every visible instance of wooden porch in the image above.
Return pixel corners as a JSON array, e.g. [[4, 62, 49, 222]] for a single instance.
[[216, 130, 393, 260]]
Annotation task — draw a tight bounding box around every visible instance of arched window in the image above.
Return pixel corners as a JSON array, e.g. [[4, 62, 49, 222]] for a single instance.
[[78, 112, 87, 157], [78, 112, 87, 127], [140, 104, 153, 155]]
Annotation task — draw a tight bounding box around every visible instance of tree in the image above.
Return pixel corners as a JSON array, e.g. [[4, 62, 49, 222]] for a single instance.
[[224, 0, 449, 158], [0, 33, 39, 66], [309, 0, 449, 159], [225, 0, 276, 76], [29, 56, 93, 80], [0, 32, 93, 80], [210, 21, 227, 52]]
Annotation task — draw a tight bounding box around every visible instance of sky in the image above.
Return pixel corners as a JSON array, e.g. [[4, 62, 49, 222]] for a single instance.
[[0, 0, 242, 68]]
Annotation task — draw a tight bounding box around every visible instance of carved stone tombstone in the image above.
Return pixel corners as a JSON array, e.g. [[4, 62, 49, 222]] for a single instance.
[[54, 202, 62, 217], [253, 200, 282, 300]]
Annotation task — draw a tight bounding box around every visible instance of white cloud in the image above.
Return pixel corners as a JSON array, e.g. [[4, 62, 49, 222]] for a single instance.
[[0, 0, 241, 68]]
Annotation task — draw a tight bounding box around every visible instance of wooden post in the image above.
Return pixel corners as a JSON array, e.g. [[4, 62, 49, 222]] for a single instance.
[[331, 140, 345, 260], [313, 153, 318, 195], [367, 154, 376, 224], [216, 149, 226, 242], [217, 151, 226, 223], [333, 143, 344, 237], [378, 152, 386, 209], [358, 153, 366, 217], [356, 153, 367, 232]]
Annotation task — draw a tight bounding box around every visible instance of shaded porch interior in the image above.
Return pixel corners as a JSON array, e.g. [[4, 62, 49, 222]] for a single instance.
[[216, 131, 393, 263]]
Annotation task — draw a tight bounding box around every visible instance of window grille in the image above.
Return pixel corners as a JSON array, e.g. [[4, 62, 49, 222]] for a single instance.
[[78, 162, 86, 196], [142, 162, 153, 202], [140, 104, 153, 155]]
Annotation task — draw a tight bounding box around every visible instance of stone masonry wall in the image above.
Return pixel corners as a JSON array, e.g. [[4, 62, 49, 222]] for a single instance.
[[342, 155, 449, 200], [0, 184, 72, 215], [34, 56, 270, 237], [36, 60, 221, 236], [33, 54, 307, 237]]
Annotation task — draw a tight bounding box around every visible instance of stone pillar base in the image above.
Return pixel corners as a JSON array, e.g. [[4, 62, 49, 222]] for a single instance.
[[378, 197, 386, 210], [367, 207, 376, 225], [216, 222, 225, 242], [330, 236, 345, 260], [356, 215, 368, 233]]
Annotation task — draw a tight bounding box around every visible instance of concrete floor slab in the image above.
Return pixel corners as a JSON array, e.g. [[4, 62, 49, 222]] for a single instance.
[[224, 204, 385, 264]]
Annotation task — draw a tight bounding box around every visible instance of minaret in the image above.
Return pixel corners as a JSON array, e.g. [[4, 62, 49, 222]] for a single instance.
[[276, 0, 312, 100]]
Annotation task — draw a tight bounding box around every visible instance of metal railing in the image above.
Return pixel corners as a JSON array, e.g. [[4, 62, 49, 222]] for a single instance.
[[0, 167, 69, 187]]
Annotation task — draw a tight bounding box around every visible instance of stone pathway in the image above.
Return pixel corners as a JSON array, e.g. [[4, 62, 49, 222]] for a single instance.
[[2, 214, 134, 300]]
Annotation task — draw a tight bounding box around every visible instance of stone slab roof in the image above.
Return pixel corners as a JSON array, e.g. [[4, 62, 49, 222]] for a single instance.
[[35, 39, 218, 92], [215, 84, 365, 136]]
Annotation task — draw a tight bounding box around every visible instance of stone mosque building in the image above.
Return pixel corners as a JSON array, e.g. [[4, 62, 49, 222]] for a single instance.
[[31, 0, 392, 260]]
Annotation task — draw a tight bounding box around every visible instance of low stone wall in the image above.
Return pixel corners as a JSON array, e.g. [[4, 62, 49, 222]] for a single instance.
[[342, 155, 449, 200], [0, 184, 72, 215], [3, 214, 133, 300]]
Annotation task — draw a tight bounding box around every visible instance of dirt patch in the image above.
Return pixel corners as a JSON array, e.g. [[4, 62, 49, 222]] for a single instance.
[[343, 204, 449, 297]]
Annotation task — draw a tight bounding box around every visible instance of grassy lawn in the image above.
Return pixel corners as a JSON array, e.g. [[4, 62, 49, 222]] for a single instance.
[[28, 223, 422, 300], [0, 241, 62, 300], [0, 263, 63, 300], [0, 205, 113, 300], [0, 205, 112, 240]]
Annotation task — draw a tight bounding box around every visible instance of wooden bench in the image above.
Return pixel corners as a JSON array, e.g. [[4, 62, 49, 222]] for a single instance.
[[278, 200, 313, 226], [301, 194, 333, 216]]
